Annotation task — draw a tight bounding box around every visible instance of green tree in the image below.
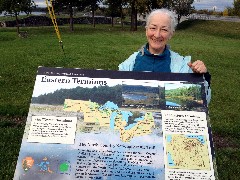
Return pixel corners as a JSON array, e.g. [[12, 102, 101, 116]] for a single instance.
[[169, 0, 194, 24], [52, 0, 88, 31], [127, 0, 164, 31], [129, 0, 137, 31], [128, 0, 156, 31], [87, 0, 103, 28], [148, 0, 165, 10], [234, 0, 240, 16], [0, 0, 35, 34], [225, 7, 235, 16], [104, 0, 127, 28]]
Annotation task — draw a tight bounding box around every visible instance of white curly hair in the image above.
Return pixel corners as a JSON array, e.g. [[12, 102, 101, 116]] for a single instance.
[[146, 9, 177, 34]]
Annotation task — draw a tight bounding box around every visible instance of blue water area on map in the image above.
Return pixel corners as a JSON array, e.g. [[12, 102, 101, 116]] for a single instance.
[[103, 101, 147, 131], [120, 111, 132, 122], [110, 112, 118, 129], [124, 116, 145, 130], [166, 135, 172, 142], [167, 152, 175, 166], [186, 135, 205, 144], [104, 100, 148, 131], [124, 123, 137, 130], [99, 101, 119, 111], [109, 109, 133, 130], [134, 116, 145, 122]]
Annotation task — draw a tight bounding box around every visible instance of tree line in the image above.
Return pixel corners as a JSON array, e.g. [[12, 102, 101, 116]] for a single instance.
[[122, 85, 159, 94], [31, 85, 123, 106], [165, 85, 202, 100], [0, 0, 196, 33], [1, 0, 239, 33], [223, 0, 240, 17]]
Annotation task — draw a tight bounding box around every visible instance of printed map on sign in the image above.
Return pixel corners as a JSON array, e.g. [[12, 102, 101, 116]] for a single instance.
[[64, 99, 155, 142], [14, 67, 217, 180], [165, 134, 210, 170]]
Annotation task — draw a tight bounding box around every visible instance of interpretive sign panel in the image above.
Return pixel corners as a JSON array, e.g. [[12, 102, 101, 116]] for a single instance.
[[14, 67, 216, 180]]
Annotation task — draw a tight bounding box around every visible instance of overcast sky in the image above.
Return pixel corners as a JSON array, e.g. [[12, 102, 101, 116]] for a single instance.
[[36, 0, 234, 11]]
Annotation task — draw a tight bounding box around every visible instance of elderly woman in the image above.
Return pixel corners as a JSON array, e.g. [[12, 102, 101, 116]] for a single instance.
[[119, 8, 211, 104]]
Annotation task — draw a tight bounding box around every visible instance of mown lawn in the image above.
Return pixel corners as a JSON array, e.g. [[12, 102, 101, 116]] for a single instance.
[[0, 20, 240, 179]]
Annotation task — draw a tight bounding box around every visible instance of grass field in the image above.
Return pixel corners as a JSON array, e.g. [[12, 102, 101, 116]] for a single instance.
[[0, 20, 240, 179]]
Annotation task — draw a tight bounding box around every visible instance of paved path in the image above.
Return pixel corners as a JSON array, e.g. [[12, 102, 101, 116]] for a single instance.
[[187, 14, 240, 22]]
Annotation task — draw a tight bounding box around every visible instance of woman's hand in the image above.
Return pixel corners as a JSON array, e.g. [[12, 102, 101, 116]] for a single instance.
[[187, 60, 207, 73]]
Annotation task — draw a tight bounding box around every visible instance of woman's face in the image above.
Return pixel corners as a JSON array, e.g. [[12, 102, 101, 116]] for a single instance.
[[146, 13, 173, 55]]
